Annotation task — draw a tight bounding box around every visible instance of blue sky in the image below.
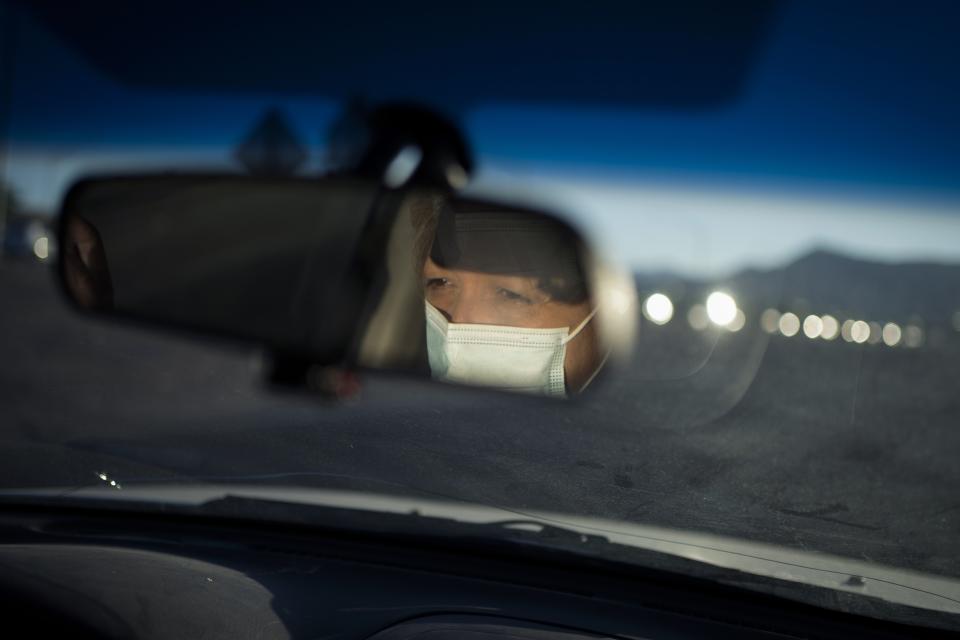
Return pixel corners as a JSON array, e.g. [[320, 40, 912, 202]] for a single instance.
[[4, 1, 959, 275]]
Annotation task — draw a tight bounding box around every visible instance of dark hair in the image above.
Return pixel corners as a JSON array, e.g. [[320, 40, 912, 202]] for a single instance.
[[534, 274, 589, 305], [407, 192, 590, 305]]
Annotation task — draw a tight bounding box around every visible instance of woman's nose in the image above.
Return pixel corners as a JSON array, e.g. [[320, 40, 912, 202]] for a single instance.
[[446, 286, 494, 325]]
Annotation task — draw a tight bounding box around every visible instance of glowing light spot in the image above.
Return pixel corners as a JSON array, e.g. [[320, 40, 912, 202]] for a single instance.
[[882, 322, 902, 347], [642, 293, 674, 325], [383, 145, 423, 188], [98, 473, 108, 481], [841, 319, 855, 342], [706, 291, 737, 326], [851, 320, 870, 344], [904, 325, 924, 348], [802, 315, 823, 339], [444, 163, 469, 189], [867, 322, 882, 345], [109, 480, 116, 486], [33, 236, 49, 260], [820, 315, 839, 340], [687, 304, 709, 331], [727, 309, 746, 332], [760, 308, 780, 334], [608, 288, 632, 315], [778, 312, 800, 337]]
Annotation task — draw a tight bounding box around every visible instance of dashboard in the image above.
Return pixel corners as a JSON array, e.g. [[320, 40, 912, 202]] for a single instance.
[[0, 504, 952, 639]]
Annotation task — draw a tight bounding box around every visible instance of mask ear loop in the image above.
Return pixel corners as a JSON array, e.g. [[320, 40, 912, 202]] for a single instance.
[[578, 349, 610, 393], [561, 307, 598, 345], [562, 307, 610, 394]]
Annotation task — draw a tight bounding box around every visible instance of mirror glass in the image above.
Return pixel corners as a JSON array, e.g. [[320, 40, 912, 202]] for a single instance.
[[60, 176, 381, 361], [58, 175, 636, 398]]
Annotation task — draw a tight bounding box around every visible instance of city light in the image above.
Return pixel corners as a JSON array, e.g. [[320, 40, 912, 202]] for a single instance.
[[820, 315, 839, 340], [687, 304, 709, 331], [676, 300, 935, 351], [760, 308, 780, 334], [706, 291, 737, 326], [904, 325, 924, 348], [642, 293, 674, 325], [851, 320, 870, 344], [727, 309, 746, 332], [841, 319, 855, 342], [882, 322, 902, 347], [802, 315, 823, 339], [33, 236, 49, 261], [778, 312, 800, 337]]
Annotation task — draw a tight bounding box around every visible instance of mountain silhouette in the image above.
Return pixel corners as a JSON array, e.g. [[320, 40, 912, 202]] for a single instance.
[[637, 248, 960, 328]]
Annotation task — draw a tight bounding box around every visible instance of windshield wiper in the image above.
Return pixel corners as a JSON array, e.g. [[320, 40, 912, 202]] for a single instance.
[[196, 494, 613, 550], [481, 519, 610, 545]]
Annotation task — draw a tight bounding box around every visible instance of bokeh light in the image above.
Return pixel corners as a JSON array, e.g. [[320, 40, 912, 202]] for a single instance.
[[687, 304, 709, 331], [867, 321, 882, 345], [904, 325, 924, 348], [820, 315, 839, 340], [851, 320, 870, 344], [608, 287, 633, 315], [642, 293, 674, 325], [778, 312, 800, 337], [802, 315, 823, 339], [706, 291, 737, 326], [727, 309, 746, 332], [882, 322, 902, 347], [33, 236, 49, 261], [760, 308, 781, 334], [841, 319, 855, 342], [383, 145, 423, 187]]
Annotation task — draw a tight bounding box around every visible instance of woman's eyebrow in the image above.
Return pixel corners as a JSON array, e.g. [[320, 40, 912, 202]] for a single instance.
[[493, 277, 549, 300], [422, 262, 452, 277]]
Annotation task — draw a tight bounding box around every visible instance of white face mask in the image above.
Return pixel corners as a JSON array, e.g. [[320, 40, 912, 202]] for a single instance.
[[425, 301, 597, 397]]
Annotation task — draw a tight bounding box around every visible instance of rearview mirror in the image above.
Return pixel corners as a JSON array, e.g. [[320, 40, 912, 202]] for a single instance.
[[57, 175, 636, 398]]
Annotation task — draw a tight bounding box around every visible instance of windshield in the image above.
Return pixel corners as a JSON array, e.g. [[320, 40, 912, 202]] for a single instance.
[[2, 1, 959, 628]]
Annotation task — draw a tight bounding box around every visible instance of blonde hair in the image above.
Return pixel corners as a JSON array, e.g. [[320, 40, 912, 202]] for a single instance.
[[408, 190, 444, 274]]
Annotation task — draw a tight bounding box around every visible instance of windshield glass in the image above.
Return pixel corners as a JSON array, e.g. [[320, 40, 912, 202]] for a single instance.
[[2, 1, 959, 627]]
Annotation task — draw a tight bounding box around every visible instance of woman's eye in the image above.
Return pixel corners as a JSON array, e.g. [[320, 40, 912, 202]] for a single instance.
[[425, 277, 450, 290], [497, 288, 532, 304]]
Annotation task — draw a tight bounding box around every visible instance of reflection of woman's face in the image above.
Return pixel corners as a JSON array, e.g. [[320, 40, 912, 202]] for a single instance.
[[423, 256, 601, 393]]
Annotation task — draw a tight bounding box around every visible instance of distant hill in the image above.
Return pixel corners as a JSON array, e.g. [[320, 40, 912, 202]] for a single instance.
[[636, 249, 960, 328]]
